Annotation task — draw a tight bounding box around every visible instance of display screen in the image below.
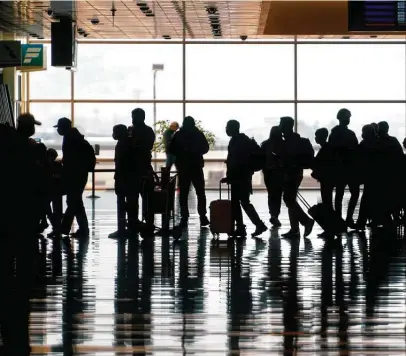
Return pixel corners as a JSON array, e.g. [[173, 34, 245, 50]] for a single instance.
[[349, 1, 406, 31]]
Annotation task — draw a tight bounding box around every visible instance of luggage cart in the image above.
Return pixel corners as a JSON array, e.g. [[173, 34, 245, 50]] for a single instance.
[[142, 168, 177, 236]]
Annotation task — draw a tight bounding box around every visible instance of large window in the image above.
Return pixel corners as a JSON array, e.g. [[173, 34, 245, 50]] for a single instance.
[[186, 103, 294, 145], [297, 44, 406, 100], [74, 44, 183, 100], [29, 44, 72, 100], [186, 44, 294, 100], [27, 40, 406, 189]]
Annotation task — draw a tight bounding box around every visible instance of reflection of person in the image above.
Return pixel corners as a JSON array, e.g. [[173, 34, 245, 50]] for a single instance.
[[163, 121, 179, 170]]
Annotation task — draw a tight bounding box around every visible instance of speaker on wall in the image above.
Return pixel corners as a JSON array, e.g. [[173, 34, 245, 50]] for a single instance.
[[51, 17, 74, 67]]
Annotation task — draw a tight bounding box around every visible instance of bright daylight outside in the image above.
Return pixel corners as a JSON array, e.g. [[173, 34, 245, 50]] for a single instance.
[[28, 41, 406, 189]]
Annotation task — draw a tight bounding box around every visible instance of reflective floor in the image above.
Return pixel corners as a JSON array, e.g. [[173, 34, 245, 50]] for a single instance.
[[21, 192, 406, 354]]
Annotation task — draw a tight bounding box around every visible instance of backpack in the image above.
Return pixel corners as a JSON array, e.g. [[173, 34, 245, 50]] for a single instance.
[[82, 140, 96, 172], [249, 138, 265, 172], [297, 137, 314, 169]]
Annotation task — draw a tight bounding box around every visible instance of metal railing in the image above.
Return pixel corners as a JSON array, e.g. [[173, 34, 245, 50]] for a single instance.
[[85, 158, 320, 198]]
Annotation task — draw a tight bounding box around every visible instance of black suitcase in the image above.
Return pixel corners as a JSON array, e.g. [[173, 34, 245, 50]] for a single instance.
[[297, 192, 347, 235]]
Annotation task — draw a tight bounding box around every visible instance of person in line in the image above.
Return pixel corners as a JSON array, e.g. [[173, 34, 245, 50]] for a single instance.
[[46, 148, 63, 238], [122, 108, 155, 235], [279, 116, 314, 238], [54, 117, 90, 238], [376, 121, 403, 228], [328, 108, 359, 228], [312, 128, 336, 212], [221, 120, 267, 238], [354, 124, 380, 231], [109, 124, 128, 238], [0, 114, 43, 355], [169, 116, 210, 228], [163, 121, 179, 170], [261, 126, 284, 228]]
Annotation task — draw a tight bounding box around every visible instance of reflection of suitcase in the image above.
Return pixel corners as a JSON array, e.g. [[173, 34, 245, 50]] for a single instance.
[[210, 182, 233, 237], [297, 192, 347, 236]]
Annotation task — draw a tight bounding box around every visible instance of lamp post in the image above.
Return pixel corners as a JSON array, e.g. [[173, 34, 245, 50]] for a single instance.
[[152, 63, 164, 171]]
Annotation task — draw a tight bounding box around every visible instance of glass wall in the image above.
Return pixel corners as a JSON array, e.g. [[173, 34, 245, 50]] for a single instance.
[[28, 39, 406, 189]]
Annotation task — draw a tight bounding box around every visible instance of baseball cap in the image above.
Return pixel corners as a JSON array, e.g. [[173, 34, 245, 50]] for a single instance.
[[17, 113, 42, 126], [53, 117, 72, 129]]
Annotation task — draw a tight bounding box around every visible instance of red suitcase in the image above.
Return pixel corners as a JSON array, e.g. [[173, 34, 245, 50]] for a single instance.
[[210, 182, 233, 237]]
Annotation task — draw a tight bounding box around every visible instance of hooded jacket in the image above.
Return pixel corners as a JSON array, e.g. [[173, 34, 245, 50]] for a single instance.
[[169, 125, 209, 171]]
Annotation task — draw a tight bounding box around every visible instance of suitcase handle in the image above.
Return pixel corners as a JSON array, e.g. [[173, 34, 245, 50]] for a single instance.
[[297, 191, 311, 210], [219, 180, 230, 200]]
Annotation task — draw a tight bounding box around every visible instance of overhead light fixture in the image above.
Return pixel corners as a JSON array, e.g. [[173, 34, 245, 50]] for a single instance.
[[206, 6, 217, 15], [163, 35, 171, 39]]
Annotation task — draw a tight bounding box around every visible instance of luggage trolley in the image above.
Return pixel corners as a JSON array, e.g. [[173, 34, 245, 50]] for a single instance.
[[142, 167, 177, 235]]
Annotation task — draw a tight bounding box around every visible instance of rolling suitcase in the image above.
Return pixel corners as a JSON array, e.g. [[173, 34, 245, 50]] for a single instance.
[[297, 192, 347, 236], [210, 181, 233, 237]]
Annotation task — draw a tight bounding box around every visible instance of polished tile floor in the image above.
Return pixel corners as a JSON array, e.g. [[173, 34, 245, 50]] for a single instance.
[[23, 191, 406, 354]]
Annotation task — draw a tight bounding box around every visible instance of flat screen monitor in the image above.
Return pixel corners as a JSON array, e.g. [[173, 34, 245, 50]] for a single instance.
[[349, 1, 406, 31]]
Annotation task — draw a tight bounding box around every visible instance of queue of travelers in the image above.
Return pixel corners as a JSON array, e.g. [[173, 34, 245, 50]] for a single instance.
[[2, 106, 406, 245]]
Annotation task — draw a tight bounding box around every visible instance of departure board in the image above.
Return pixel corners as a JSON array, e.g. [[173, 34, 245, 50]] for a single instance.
[[349, 1, 406, 31]]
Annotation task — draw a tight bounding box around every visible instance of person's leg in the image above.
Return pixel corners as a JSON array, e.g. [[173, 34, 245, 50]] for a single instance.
[[231, 183, 244, 232], [52, 194, 63, 234], [269, 173, 283, 226], [239, 188, 267, 237], [117, 193, 127, 232], [334, 181, 346, 219], [178, 171, 192, 223], [347, 181, 360, 224], [60, 190, 75, 235], [283, 175, 313, 236], [191, 168, 209, 224], [74, 175, 89, 235], [320, 181, 333, 211], [263, 172, 273, 217]]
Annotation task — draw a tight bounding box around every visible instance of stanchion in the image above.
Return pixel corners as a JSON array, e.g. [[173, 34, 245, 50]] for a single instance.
[[87, 170, 100, 199]]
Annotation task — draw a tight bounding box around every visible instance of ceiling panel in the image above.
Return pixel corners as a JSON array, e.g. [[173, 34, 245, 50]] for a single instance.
[[0, 1, 405, 40]]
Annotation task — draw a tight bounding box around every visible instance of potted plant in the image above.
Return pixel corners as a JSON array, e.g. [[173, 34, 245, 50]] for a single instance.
[[153, 119, 216, 152]]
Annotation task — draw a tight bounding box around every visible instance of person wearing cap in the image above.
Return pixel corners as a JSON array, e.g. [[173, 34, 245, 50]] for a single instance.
[[169, 116, 211, 228], [328, 108, 359, 228], [163, 121, 179, 170], [54, 117, 90, 238], [17, 112, 42, 140]]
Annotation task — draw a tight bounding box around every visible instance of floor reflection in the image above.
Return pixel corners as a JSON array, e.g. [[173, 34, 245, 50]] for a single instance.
[[4, 191, 406, 355]]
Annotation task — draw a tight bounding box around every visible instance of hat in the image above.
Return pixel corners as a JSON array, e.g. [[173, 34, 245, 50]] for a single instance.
[[53, 117, 72, 129], [17, 113, 41, 126]]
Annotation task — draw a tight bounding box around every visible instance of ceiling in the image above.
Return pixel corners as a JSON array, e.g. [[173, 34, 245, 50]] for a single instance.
[[0, 0, 405, 40]]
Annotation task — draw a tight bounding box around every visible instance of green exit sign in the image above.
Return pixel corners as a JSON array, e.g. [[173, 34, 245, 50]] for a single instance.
[[21, 44, 44, 67]]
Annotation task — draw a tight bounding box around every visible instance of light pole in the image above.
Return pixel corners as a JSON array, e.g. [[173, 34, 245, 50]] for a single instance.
[[152, 63, 164, 171]]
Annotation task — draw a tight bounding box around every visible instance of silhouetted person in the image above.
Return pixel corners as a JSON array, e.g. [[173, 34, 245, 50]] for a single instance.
[[329, 108, 359, 227], [355, 124, 380, 231], [378, 121, 403, 156], [123, 108, 155, 235], [279, 116, 314, 238], [0, 114, 43, 355], [261, 126, 284, 227], [164, 121, 179, 170], [312, 128, 336, 212], [221, 120, 267, 238], [54, 117, 90, 237], [169, 116, 210, 227], [109, 124, 128, 238]]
